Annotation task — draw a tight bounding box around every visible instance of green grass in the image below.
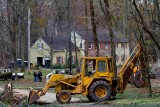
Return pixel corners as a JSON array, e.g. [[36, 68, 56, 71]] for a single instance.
[[0, 68, 52, 89], [112, 96, 160, 106], [109, 89, 160, 106], [24, 68, 51, 79], [1, 68, 160, 106]]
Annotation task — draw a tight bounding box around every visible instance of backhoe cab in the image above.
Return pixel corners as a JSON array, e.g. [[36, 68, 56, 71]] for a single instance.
[[28, 44, 141, 104]]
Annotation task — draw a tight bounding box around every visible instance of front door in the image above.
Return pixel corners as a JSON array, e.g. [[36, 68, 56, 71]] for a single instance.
[[37, 57, 43, 67], [45, 60, 50, 68]]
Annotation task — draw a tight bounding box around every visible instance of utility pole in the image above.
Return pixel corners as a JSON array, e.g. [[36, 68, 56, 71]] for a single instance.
[[28, 7, 31, 71]]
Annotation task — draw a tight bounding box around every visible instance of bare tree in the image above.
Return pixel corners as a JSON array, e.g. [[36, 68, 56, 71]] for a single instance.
[[99, 0, 117, 78], [131, 0, 160, 96], [19, 0, 26, 72], [89, 0, 99, 56], [84, 0, 89, 57], [6, 0, 19, 79]]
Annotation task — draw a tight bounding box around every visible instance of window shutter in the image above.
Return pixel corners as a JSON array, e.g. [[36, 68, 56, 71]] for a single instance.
[[62, 57, 63, 65], [74, 56, 76, 64], [56, 57, 58, 64]]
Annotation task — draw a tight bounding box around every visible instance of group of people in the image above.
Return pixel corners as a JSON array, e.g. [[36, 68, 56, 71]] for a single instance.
[[33, 70, 43, 82]]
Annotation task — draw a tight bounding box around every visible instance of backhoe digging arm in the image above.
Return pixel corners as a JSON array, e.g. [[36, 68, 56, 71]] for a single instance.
[[28, 74, 64, 104], [118, 44, 141, 93]]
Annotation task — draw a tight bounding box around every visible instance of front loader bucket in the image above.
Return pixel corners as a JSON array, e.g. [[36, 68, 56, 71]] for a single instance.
[[28, 90, 40, 104]]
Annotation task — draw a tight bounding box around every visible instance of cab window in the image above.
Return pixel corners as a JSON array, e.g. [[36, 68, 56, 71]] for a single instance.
[[84, 59, 96, 76], [98, 60, 106, 72]]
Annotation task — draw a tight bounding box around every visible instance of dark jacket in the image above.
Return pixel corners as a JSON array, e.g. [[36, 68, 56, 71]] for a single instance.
[[34, 72, 37, 77], [38, 71, 42, 77]]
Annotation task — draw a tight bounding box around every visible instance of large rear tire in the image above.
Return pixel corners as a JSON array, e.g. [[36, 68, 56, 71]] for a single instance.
[[57, 90, 71, 104], [89, 80, 111, 102], [86, 95, 95, 102]]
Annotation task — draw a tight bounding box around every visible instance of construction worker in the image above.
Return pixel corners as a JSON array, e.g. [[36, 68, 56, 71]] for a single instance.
[[133, 66, 141, 77]]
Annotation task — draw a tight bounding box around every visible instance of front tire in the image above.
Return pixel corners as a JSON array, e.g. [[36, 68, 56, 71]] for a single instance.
[[89, 80, 111, 102], [56, 93, 59, 101], [57, 90, 71, 104]]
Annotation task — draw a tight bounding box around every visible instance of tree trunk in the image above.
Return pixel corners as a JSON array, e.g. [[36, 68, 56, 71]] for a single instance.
[[67, 0, 72, 73], [89, 0, 99, 56], [7, 0, 19, 80], [139, 33, 152, 96], [132, 0, 152, 96], [99, 0, 117, 78], [20, 0, 25, 72], [154, 0, 160, 35], [27, 7, 31, 71], [132, 0, 160, 52], [84, 0, 89, 57]]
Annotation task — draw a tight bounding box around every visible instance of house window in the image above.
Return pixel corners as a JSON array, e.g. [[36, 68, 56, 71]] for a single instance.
[[121, 43, 127, 48], [72, 56, 74, 64], [116, 43, 119, 48], [37, 43, 43, 49], [57, 57, 63, 64], [148, 0, 154, 3], [121, 54, 125, 62], [38, 38, 41, 42], [116, 54, 119, 62], [125, 43, 127, 47], [105, 43, 108, 49], [121, 43, 125, 48], [88, 43, 92, 49]]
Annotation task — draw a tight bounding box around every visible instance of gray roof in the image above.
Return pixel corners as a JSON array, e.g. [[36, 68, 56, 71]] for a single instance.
[[38, 29, 128, 50], [41, 36, 78, 51], [76, 29, 128, 43]]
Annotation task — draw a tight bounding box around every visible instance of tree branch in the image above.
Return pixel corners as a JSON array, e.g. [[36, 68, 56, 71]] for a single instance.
[[132, 0, 160, 51]]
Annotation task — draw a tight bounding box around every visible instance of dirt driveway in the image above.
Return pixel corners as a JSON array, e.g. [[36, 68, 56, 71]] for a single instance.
[[0, 87, 100, 107], [0, 87, 79, 103]]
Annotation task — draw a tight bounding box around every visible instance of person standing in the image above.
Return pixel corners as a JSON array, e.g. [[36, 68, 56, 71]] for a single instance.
[[38, 70, 42, 82], [33, 71, 38, 82]]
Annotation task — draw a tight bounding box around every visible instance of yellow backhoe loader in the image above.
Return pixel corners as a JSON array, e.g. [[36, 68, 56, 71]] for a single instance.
[[28, 44, 142, 104]]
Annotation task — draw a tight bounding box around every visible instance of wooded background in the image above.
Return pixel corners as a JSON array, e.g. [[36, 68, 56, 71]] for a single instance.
[[0, 0, 160, 77]]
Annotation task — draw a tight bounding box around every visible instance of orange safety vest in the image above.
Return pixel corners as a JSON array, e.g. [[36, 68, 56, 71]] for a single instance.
[[133, 66, 140, 73]]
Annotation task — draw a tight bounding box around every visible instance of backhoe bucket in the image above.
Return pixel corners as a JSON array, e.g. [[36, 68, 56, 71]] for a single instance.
[[28, 90, 40, 104]]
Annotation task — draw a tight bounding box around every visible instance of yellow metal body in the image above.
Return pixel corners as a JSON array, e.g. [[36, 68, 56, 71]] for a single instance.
[[28, 44, 142, 104], [42, 57, 115, 96]]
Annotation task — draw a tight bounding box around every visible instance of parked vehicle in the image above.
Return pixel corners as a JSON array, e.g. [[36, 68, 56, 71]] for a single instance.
[[0, 69, 12, 80], [7, 59, 28, 68], [12, 73, 24, 80], [17, 59, 28, 68], [0, 68, 24, 80]]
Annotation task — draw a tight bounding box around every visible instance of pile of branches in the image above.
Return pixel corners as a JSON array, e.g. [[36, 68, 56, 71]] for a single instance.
[[0, 82, 27, 107]]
